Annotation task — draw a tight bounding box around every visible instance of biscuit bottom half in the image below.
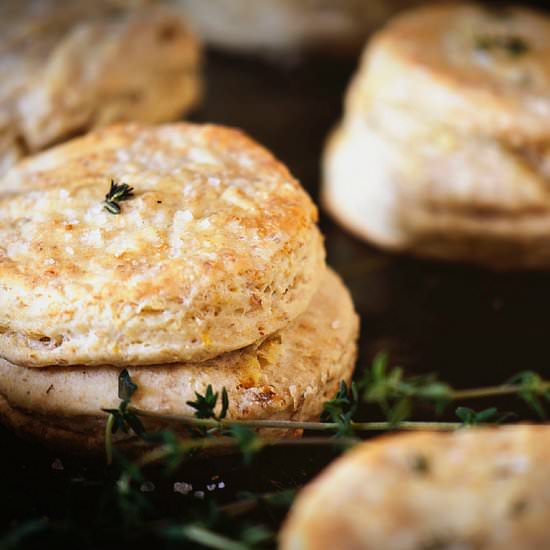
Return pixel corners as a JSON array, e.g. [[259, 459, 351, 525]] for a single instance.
[[0, 268, 358, 454], [280, 425, 550, 550]]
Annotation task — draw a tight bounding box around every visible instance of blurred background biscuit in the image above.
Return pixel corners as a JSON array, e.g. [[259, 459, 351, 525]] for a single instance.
[[0, 0, 201, 177], [174, 0, 424, 55], [281, 426, 550, 550], [323, 3, 550, 269]]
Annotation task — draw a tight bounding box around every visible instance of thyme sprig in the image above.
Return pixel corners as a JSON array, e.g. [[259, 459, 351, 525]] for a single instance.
[[321, 381, 359, 436], [102, 357, 550, 466], [104, 180, 135, 215], [6, 355, 549, 549], [126, 411, 463, 433], [455, 406, 516, 427], [97, 354, 549, 548], [102, 369, 145, 464], [356, 353, 550, 421]]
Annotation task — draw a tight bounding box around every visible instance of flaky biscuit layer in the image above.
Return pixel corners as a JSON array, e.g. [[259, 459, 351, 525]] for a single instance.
[[0, 269, 358, 453]]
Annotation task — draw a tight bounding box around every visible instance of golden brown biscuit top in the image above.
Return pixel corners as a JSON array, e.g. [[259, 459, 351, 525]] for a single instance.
[[361, 3, 550, 141], [0, 123, 323, 367], [281, 426, 550, 550]]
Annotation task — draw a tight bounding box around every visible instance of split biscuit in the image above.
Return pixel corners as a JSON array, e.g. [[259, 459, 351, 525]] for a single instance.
[[0, 269, 358, 453]]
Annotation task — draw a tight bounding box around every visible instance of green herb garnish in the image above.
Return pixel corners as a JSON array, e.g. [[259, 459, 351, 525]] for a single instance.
[[104, 180, 134, 215], [411, 454, 431, 475], [187, 384, 229, 421], [455, 406, 515, 426], [102, 369, 144, 464], [475, 35, 529, 57], [321, 380, 358, 437]]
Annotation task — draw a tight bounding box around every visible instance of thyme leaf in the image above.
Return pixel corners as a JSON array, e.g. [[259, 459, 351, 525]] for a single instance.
[[455, 406, 515, 426], [103, 180, 134, 215], [358, 353, 452, 420], [187, 385, 229, 421], [411, 454, 431, 475], [102, 370, 144, 464], [507, 371, 550, 419], [321, 381, 358, 437], [118, 368, 138, 401], [475, 35, 529, 57], [229, 426, 264, 465]]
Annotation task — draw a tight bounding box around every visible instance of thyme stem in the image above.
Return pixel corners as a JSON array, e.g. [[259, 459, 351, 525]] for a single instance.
[[105, 413, 115, 465], [450, 382, 550, 401], [127, 408, 461, 433]]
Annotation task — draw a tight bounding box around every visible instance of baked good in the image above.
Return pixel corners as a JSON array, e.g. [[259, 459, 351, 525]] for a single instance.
[[280, 425, 550, 550], [0, 123, 325, 367], [0, 268, 358, 453], [0, 0, 201, 177], [323, 3, 550, 269], [175, 0, 424, 54]]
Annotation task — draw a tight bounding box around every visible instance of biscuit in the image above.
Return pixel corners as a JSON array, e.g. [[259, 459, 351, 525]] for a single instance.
[[323, 116, 550, 268], [0, 123, 325, 367], [281, 426, 550, 550], [175, 0, 424, 54], [322, 3, 550, 269], [0, 0, 201, 176], [0, 269, 358, 453], [350, 3, 550, 142]]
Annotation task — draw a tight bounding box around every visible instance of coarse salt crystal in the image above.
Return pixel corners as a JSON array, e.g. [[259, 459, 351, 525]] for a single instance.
[[175, 209, 194, 223], [197, 218, 211, 230], [173, 481, 192, 495], [140, 481, 156, 493]]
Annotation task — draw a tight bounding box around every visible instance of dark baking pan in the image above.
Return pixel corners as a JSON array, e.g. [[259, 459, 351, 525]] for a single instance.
[[2, 2, 549, 547]]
